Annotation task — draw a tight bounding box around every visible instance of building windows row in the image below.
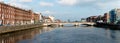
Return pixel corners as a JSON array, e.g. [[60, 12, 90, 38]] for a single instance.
[[2, 10, 15, 14], [0, 3, 40, 25], [4, 15, 14, 19]]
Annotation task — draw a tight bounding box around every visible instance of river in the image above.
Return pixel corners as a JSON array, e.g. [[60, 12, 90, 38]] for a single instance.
[[0, 25, 120, 43]]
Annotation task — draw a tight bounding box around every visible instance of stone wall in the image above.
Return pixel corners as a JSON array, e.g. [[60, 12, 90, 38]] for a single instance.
[[0, 24, 42, 34]]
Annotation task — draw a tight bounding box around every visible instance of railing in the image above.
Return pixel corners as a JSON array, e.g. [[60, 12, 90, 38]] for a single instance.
[[42, 22, 95, 26], [44, 22, 94, 24]]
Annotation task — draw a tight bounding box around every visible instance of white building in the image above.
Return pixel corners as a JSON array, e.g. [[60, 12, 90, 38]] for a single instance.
[[39, 13, 43, 22], [48, 16, 55, 22], [42, 16, 55, 23]]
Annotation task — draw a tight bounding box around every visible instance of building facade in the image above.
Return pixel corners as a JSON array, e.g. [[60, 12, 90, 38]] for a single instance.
[[116, 9, 120, 23], [48, 16, 54, 22], [33, 13, 40, 23], [86, 16, 97, 22], [42, 16, 55, 23], [109, 9, 116, 23], [103, 13, 110, 23], [0, 2, 40, 25], [109, 8, 120, 24]]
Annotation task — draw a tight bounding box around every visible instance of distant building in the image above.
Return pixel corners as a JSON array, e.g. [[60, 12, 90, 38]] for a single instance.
[[116, 9, 120, 23], [42, 16, 55, 23], [109, 8, 120, 24], [55, 19, 62, 23], [109, 9, 116, 23], [96, 15, 104, 22], [103, 13, 110, 23], [39, 13, 43, 23], [86, 17, 91, 22], [86, 16, 97, 22], [48, 16, 55, 22]]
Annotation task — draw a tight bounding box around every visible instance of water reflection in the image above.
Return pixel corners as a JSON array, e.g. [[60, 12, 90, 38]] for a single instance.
[[101, 28, 120, 43], [107, 29, 120, 43], [0, 26, 120, 43], [31, 27, 118, 43], [0, 27, 55, 43]]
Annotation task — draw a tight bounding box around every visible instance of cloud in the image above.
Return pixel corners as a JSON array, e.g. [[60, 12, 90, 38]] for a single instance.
[[57, 0, 78, 6], [57, 0, 95, 6], [96, 0, 120, 9], [8, 0, 17, 3], [40, 2, 54, 7], [10, 3, 30, 9], [6, 0, 31, 9], [41, 10, 56, 15], [79, 0, 95, 2], [0, 0, 4, 2], [19, 0, 33, 2], [7, 0, 32, 2]]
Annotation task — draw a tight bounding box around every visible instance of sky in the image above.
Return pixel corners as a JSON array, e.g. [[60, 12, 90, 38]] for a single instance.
[[1, 0, 120, 21]]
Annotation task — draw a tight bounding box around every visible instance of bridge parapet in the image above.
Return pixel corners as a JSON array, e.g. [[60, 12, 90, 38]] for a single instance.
[[43, 22, 95, 26]]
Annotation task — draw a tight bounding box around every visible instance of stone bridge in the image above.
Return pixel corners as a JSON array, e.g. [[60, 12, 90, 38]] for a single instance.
[[43, 22, 95, 26]]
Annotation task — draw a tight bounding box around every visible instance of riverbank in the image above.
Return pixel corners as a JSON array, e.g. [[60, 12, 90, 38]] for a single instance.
[[0, 24, 43, 34], [94, 22, 120, 30]]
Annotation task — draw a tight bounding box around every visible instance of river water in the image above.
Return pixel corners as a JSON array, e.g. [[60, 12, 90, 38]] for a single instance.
[[0, 25, 120, 43]]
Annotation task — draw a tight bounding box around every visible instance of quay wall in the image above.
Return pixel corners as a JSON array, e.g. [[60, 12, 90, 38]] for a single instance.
[[0, 24, 43, 34], [94, 22, 120, 29]]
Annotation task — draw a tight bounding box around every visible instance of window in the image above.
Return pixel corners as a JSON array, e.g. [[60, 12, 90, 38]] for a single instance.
[[0, 14, 1, 17]]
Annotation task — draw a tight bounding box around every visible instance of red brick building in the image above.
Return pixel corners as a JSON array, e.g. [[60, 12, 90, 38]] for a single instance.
[[32, 13, 40, 23], [0, 2, 40, 25], [103, 13, 110, 23], [86, 16, 98, 22]]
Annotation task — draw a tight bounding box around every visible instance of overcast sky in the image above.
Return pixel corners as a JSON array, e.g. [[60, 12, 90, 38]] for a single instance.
[[1, 0, 120, 21]]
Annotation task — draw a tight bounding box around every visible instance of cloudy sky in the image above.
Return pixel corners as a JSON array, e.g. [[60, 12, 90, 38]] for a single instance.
[[1, 0, 120, 21]]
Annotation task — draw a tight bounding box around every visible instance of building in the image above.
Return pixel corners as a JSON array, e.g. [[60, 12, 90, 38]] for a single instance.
[[109, 8, 120, 24], [42, 16, 55, 23], [96, 15, 104, 22], [48, 16, 55, 22], [109, 9, 116, 23], [43, 16, 52, 23], [116, 9, 120, 23], [86, 16, 97, 22], [0, 2, 40, 25], [39, 13, 43, 23], [103, 13, 110, 23], [33, 13, 40, 23], [55, 19, 62, 23], [0, 2, 15, 25]]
